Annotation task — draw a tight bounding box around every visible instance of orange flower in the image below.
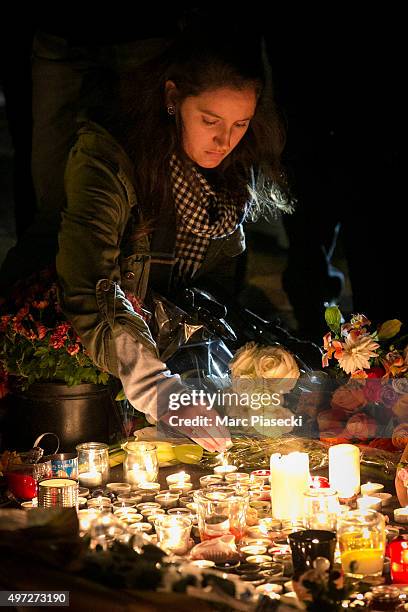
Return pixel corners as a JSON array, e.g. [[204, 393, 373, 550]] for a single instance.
[[382, 351, 408, 378], [322, 332, 343, 367]]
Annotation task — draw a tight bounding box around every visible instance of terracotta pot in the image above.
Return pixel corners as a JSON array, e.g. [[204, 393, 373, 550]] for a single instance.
[[1, 382, 113, 452]]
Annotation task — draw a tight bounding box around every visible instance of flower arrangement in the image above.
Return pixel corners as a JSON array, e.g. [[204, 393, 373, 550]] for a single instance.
[[318, 306, 408, 450], [0, 267, 111, 397]]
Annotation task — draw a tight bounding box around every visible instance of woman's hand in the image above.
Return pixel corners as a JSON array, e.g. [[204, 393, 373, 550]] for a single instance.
[[161, 402, 232, 453]]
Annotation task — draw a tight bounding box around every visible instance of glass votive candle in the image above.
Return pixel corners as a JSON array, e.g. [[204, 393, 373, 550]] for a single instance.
[[117, 492, 143, 505], [303, 487, 340, 531], [389, 540, 408, 583], [213, 464, 238, 477], [168, 482, 193, 495], [199, 474, 224, 488], [166, 471, 191, 486], [106, 482, 131, 496], [76, 442, 110, 488], [136, 482, 161, 502], [122, 441, 159, 489], [356, 496, 382, 512], [155, 492, 179, 509], [155, 515, 192, 555], [225, 472, 250, 484]]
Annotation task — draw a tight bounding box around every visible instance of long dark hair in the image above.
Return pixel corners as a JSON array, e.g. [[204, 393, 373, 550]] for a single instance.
[[100, 22, 292, 226]]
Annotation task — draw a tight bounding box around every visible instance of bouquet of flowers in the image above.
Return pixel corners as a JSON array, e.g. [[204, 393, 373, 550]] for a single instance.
[[318, 306, 408, 450], [0, 267, 111, 397]]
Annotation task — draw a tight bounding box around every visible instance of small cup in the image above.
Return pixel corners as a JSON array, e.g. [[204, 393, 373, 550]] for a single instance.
[[289, 529, 336, 573], [106, 482, 131, 495]]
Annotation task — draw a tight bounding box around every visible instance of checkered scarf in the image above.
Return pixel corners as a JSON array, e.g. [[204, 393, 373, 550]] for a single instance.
[[169, 154, 248, 280]]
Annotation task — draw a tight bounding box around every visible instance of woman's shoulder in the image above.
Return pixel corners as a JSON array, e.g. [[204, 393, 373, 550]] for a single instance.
[[71, 118, 134, 179]]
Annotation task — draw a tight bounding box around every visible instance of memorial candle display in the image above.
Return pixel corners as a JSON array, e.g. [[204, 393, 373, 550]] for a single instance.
[[270, 452, 310, 521], [329, 444, 360, 499]]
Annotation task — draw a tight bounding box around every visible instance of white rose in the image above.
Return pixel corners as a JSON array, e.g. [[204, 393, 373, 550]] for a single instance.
[[255, 345, 300, 393], [229, 342, 259, 378], [252, 405, 296, 438]]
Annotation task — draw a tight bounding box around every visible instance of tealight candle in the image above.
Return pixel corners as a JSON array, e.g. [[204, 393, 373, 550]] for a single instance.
[[77, 509, 99, 534], [240, 545, 268, 556], [136, 502, 161, 512], [87, 496, 111, 509], [155, 493, 179, 509], [214, 464, 238, 476], [106, 482, 131, 495], [360, 482, 384, 496], [225, 472, 250, 484], [166, 471, 191, 486], [167, 507, 193, 518], [185, 502, 198, 513], [78, 470, 103, 488], [128, 522, 153, 534], [168, 482, 193, 495], [21, 499, 38, 509], [190, 560, 216, 568], [199, 474, 223, 487], [78, 487, 90, 498], [246, 554, 273, 565], [356, 496, 382, 512], [376, 492, 392, 507], [136, 482, 161, 502], [394, 508, 408, 524], [117, 493, 143, 505], [78, 496, 87, 509], [178, 496, 193, 507], [256, 583, 283, 597], [246, 525, 274, 541], [250, 470, 270, 485]]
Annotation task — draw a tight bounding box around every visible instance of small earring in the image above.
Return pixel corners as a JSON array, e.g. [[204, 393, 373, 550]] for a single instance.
[[167, 105, 176, 116]]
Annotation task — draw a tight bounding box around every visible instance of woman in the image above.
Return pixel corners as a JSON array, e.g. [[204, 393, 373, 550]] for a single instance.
[[56, 23, 291, 452]]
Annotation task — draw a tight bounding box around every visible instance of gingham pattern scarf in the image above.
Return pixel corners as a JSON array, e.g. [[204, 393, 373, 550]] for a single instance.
[[169, 154, 248, 280]]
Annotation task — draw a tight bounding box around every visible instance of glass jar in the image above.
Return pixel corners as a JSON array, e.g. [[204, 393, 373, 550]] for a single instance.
[[337, 509, 386, 578], [194, 487, 249, 542], [76, 442, 110, 488], [303, 487, 340, 531], [367, 585, 402, 610], [122, 441, 158, 489]]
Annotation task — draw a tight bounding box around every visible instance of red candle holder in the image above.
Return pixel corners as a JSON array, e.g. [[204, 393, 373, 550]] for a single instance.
[[5, 455, 52, 500], [389, 540, 408, 583], [310, 476, 330, 489]]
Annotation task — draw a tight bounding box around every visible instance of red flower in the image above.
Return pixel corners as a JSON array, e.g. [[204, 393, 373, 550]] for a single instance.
[[0, 365, 9, 399], [32, 299, 49, 310], [362, 378, 383, 403], [36, 324, 48, 340], [66, 344, 80, 356]]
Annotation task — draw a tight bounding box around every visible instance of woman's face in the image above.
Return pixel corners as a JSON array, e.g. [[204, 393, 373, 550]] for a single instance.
[[178, 86, 257, 168]]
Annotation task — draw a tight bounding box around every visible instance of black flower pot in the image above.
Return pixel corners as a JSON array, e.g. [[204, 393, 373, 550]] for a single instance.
[[0, 382, 113, 452]]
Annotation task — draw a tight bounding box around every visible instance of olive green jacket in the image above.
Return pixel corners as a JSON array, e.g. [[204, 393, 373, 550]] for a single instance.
[[56, 120, 246, 379]]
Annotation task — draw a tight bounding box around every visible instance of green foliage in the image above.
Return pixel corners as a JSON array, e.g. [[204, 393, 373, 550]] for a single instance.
[[0, 267, 112, 395]]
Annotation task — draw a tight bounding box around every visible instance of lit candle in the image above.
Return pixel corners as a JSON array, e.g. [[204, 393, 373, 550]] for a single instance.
[[376, 492, 392, 507], [136, 482, 161, 502], [166, 471, 191, 486], [190, 560, 215, 569], [77, 509, 99, 534], [155, 493, 179, 509], [270, 452, 310, 521], [250, 470, 270, 485], [213, 464, 238, 476], [360, 482, 384, 496], [240, 544, 268, 556], [329, 444, 360, 499], [78, 471, 102, 488], [199, 474, 223, 487], [126, 467, 149, 488], [106, 482, 131, 495], [168, 482, 193, 495], [394, 507, 408, 523], [356, 496, 382, 512], [246, 554, 273, 564], [256, 583, 283, 597]]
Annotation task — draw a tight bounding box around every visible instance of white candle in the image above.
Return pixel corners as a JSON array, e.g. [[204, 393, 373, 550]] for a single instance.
[[270, 452, 310, 521], [78, 471, 102, 488], [356, 496, 382, 512], [329, 444, 360, 499], [213, 464, 238, 476], [360, 482, 384, 496], [166, 471, 191, 486], [394, 507, 408, 524]]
